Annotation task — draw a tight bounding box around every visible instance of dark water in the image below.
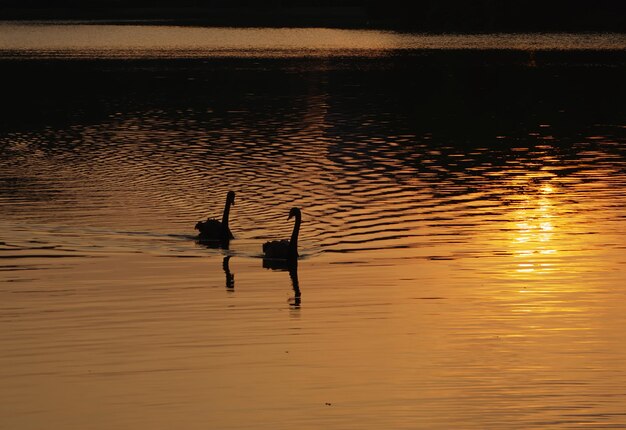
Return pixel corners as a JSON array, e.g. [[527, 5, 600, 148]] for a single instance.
[[1, 26, 626, 429]]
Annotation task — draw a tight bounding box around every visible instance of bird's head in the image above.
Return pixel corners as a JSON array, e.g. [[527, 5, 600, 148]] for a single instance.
[[288, 207, 301, 220], [227, 190, 236, 205]]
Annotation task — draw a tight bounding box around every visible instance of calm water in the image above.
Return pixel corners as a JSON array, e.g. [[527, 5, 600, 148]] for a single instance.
[[1, 26, 626, 429], [2, 24, 626, 58]]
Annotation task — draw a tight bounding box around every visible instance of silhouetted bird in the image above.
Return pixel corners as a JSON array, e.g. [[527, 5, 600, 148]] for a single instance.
[[195, 191, 235, 244], [262, 207, 301, 261]]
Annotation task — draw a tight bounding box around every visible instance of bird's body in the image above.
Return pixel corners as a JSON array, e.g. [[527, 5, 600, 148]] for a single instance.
[[262, 239, 292, 258], [195, 218, 233, 241], [196, 191, 235, 243], [262, 207, 301, 261]]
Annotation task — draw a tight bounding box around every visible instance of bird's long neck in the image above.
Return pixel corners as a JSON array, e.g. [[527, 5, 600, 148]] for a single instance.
[[221, 198, 232, 228], [289, 213, 301, 257]]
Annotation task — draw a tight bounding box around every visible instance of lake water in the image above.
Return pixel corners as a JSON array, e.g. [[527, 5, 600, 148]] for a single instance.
[[2, 24, 626, 58], [1, 25, 626, 429]]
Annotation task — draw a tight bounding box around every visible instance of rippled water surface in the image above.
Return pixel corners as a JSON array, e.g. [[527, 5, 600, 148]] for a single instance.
[[1, 26, 626, 429]]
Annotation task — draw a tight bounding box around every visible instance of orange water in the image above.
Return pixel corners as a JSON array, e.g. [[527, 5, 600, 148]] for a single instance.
[[1, 27, 626, 429], [1, 24, 625, 58]]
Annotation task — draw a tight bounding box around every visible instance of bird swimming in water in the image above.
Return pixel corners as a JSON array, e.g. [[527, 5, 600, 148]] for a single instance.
[[195, 191, 235, 243], [262, 207, 301, 261]]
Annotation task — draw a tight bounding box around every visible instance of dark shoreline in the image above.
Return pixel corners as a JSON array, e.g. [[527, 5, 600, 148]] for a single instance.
[[1, 6, 373, 29], [2, 4, 626, 33]]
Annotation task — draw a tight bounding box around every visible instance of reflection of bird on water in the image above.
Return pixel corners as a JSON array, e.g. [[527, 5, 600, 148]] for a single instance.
[[195, 191, 235, 246], [262, 207, 301, 261], [262, 207, 302, 306], [288, 262, 301, 307], [223, 256, 234, 290], [263, 258, 301, 307]]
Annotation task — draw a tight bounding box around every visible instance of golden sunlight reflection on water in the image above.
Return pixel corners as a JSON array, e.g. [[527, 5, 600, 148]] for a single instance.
[[3, 133, 625, 428], [1, 48, 626, 428]]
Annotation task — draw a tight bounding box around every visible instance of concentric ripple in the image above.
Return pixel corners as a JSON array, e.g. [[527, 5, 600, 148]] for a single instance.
[[1, 56, 625, 273]]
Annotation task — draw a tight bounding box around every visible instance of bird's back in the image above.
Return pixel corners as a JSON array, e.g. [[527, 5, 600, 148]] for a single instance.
[[263, 239, 290, 258], [196, 218, 223, 239]]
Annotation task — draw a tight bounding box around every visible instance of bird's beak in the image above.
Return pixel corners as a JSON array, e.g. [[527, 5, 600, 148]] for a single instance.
[[287, 214, 293, 220]]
